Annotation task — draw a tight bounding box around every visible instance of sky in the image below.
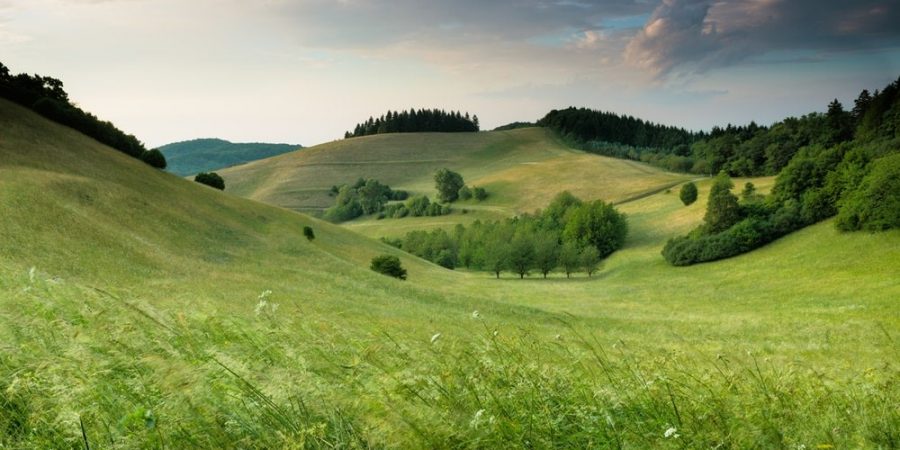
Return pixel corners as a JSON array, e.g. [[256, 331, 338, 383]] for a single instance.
[[2, 0, 899, 147]]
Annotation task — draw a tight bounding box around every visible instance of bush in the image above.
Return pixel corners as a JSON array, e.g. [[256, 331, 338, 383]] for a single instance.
[[473, 187, 488, 201], [370, 255, 407, 280], [458, 185, 473, 201], [303, 226, 315, 241], [679, 182, 698, 206], [140, 149, 167, 169], [194, 172, 225, 190]]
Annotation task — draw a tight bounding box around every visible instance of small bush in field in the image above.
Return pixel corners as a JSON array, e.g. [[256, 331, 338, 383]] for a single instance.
[[370, 255, 407, 280]]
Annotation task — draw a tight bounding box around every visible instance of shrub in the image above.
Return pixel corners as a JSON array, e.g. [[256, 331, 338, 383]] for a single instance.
[[679, 182, 698, 206], [194, 172, 225, 190], [703, 173, 741, 233], [303, 226, 315, 241], [140, 149, 167, 169], [457, 185, 473, 201], [370, 255, 407, 280], [473, 187, 488, 201]]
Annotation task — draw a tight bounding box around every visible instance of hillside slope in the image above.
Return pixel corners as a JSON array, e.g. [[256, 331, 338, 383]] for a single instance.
[[1, 98, 897, 448], [159, 138, 301, 176], [219, 128, 690, 215]]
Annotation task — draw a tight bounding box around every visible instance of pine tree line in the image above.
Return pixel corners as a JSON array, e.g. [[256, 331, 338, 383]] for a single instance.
[[345, 109, 479, 138]]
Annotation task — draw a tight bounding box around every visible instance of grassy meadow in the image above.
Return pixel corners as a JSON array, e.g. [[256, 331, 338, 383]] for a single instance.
[[2, 98, 899, 448]]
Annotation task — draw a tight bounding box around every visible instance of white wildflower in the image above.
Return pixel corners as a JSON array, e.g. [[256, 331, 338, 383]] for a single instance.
[[664, 426, 680, 439], [471, 310, 480, 319], [492, 330, 499, 337], [430, 333, 442, 344], [470, 409, 485, 428]]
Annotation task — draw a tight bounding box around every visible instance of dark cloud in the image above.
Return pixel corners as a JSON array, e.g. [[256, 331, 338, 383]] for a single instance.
[[626, 0, 900, 77]]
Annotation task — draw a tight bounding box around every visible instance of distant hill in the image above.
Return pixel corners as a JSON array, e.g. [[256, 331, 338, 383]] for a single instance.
[[219, 128, 691, 218], [159, 138, 301, 176]]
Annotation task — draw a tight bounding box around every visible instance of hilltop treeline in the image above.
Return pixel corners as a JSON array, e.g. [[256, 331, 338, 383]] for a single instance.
[[538, 107, 696, 151], [0, 61, 163, 168], [540, 83, 896, 179], [345, 109, 479, 138], [664, 77, 900, 265], [386, 192, 626, 278]]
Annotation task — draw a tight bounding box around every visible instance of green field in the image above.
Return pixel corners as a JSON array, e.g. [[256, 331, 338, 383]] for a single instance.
[[219, 128, 691, 217], [2, 98, 899, 448]]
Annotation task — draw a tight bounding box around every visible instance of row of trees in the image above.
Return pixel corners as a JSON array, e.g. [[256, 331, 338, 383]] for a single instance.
[[385, 192, 627, 278], [663, 77, 900, 265], [0, 61, 165, 169], [345, 109, 479, 138]]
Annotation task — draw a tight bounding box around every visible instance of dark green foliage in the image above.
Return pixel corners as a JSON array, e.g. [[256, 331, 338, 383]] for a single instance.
[[0, 61, 148, 160], [370, 255, 407, 280], [457, 185, 472, 201], [140, 149, 167, 169], [434, 169, 465, 203], [492, 122, 535, 131], [323, 179, 406, 222], [563, 200, 628, 258], [703, 173, 742, 234], [159, 139, 300, 176], [303, 226, 315, 241], [394, 192, 626, 278], [836, 153, 900, 231], [345, 109, 478, 138], [473, 187, 488, 201], [679, 182, 698, 206], [537, 107, 694, 151], [194, 172, 225, 190]]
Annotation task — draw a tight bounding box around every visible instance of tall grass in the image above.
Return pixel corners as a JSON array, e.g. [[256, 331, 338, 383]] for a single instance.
[[3, 268, 896, 448]]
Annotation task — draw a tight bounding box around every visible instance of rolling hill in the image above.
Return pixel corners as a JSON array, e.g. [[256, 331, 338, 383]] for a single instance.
[[218, 128, 692, 218], [2, 97, 898, 448], [159, 138, 301, 176]]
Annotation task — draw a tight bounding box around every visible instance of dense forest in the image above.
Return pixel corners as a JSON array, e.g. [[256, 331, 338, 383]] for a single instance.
[[663, 77, 900, 265], [539, 83, 894, 179], [345, 109, 479, 138], [0, 61, 162, 168], [386, 192, 626, 278]]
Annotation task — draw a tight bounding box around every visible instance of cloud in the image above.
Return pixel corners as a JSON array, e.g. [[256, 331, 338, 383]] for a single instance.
[[625, 0, 900, 77]]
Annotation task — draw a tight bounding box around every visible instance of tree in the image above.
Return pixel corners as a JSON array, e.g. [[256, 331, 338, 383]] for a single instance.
[[703, 172, 741, 234], [480, 227, 511, 279], [194, 172, 225, 190], [679, 182, 698, 206], [507, 234, 534, 279], [558, 242, 581, 278], [303, 226, 315, 241], [532, 232, 560, 278], [457, 185, 473, 201], [140, 149, 167, 169], [370, 255, 407, 280], [579, 246, 601, 277], [562, 200, 628, 258], [473, 187, 488, 201], [434, 169, 465, 202]]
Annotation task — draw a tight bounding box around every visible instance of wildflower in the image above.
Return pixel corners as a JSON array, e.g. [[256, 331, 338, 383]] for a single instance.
[[430, 333, 442, 344], [492, 330, 499, 337], [470, 409, 485, 428], [664, 426, 679, 439], [471, 310, 480, 319]]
